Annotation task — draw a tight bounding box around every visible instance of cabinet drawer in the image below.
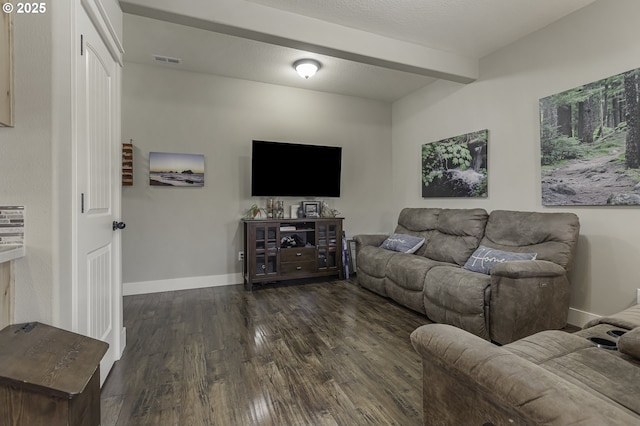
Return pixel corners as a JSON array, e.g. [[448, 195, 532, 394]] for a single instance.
[[280, 261, 316, 275], [280, 248, 315, 262]]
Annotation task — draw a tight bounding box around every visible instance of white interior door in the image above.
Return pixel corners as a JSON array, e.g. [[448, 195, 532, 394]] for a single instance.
[[76, 7, 122, 384]]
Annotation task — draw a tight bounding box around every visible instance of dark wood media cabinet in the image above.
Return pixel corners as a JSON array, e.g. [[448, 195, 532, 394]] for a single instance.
[[242, 217, 344, 290]]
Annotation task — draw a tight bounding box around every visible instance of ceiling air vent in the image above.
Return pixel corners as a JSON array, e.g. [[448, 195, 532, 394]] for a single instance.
[[152, 55, 182, 65]]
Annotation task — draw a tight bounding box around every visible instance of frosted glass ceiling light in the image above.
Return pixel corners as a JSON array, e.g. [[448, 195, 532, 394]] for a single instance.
[[293, 59, 321, 79]]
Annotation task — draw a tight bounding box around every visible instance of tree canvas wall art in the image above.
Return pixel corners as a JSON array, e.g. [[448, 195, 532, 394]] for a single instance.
[[149, 152, 205, 187], [421, 129, 488, 198], [540, 68, 640, 206]]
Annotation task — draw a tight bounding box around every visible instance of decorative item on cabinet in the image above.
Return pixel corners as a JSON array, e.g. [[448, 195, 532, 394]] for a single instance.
[[321, 201, 340, 218], [122, 141, 133, 186], [244, 204, 266, 219], [266, 198, 275, 218]]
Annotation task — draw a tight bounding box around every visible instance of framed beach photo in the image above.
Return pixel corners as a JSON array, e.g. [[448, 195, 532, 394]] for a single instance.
[[149, 152, 205, 187]]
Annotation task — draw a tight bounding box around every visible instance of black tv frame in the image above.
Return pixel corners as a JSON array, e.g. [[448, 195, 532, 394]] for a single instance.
[[251, 140, 342, 197]]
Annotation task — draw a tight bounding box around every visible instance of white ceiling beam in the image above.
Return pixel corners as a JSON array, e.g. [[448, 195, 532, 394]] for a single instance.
[[120, 0, 478, 83]]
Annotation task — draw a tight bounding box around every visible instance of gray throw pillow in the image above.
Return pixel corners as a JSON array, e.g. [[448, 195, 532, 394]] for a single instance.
[[380, 233, 425, 254], [618, 326, 640, 360], [463, 245, 537, 274]]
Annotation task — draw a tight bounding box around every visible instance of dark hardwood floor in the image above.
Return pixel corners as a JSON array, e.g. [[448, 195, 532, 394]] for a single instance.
[[100, 279, 428, 425]]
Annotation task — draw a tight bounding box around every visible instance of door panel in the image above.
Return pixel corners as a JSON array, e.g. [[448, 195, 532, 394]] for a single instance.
[[87, 245, 112, 341], [76, 8, 119, 384], [86, 45, 112, 213]]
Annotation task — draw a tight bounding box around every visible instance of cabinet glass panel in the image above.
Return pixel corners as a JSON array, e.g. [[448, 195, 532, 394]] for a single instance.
[[318, 224, 327, 246], [267, 226, 278, 249], [256, 228, 265, 250], [267, 253, 277, 273], [256, 225, 278, 250], [256, 254, 266, 275], [318, 248, 327, 269], [328, 224, 337, 247], [255, 253, 278, 275], [326, 249, 337, 268], [318, 249, 337, 270]]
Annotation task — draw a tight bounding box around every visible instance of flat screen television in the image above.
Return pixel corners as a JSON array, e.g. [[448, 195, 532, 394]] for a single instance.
[[251, 140, 342, 197]]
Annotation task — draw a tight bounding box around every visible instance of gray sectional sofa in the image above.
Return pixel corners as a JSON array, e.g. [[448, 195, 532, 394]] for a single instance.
[[410, 304, 640, 425], [354, 208, 580, 344]]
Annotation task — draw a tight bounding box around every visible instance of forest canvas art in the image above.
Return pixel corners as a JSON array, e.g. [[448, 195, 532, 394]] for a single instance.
[[540, 68, 640, 206], [421, 129, 488, 198]]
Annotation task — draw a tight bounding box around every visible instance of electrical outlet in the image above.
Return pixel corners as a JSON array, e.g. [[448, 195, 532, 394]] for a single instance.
[[238, 251, 244, 262]]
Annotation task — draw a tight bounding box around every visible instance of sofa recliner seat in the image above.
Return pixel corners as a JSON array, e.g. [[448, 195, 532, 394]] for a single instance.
[[355, 208, 580, 344], [410, 304, 640, 425]]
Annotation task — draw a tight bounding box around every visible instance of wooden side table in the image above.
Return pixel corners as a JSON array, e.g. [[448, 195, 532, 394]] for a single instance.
[[0, 322, 108, 426]]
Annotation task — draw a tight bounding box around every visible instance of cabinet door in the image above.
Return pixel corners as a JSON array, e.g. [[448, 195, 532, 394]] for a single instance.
[[253, 223, 279, 277], [317, 221, 340, 271]]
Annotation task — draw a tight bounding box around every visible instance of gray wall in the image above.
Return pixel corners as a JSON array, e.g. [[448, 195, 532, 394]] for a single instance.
[[0, 0, 122, 326], [121, 62, 392, 286], [0, 12, 53, 323], [391, 0, 640, 321], [122, 0, 640, 322]]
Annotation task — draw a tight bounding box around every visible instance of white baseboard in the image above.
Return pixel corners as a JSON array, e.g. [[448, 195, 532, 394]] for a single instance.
[[119, 326, 127, 358], [123, 273, 243, 296], [568, 307, 601, 328]]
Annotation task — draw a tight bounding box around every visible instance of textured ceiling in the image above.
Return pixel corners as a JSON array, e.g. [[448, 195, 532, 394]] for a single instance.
[[123, 14, 437, 102], [121, 0, 597, 102], [243, 0, 596, 57]]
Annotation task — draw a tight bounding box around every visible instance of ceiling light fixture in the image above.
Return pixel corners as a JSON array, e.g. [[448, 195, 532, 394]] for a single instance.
[[293, 59, 321, 79]]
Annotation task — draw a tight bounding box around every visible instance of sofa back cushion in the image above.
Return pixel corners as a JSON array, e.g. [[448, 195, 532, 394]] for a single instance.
[[481, 210, 580, 270], [395, 208, 488, 265]]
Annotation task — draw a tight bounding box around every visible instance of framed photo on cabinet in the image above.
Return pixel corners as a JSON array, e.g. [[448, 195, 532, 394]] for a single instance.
[[302, 201, 321, 218]]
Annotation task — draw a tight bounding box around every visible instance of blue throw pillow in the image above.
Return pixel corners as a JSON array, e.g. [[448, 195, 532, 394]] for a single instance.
[[380, 233, 425, 254], [463, 245, 537, 274]]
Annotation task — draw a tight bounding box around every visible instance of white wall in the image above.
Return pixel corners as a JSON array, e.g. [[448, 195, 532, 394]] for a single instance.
[[121, 62, 392, 290], [0, 12, 53, 323], [392, 0, 640, 321]]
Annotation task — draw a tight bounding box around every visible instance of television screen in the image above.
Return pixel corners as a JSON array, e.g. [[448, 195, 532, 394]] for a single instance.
[[251, 140, 342, 197]]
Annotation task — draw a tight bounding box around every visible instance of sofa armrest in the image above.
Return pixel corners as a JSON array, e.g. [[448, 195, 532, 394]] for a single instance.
[[410, 324, 639, 425], [584, 304, 640, 330], [489, 260, 570, 344], [490, 259, 565, 279], [353, 234, 388, 256]]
